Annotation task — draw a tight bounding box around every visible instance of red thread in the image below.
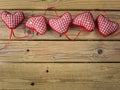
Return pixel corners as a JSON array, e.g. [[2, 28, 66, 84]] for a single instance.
[[0, 29, 31, 50], [44, 7, 59, 17], [112, 32, 120, 37], [0, 8, 119, 51], [12, 30, 32, 38], [0, 29, 13, 50], [64, 29, 83, 40]]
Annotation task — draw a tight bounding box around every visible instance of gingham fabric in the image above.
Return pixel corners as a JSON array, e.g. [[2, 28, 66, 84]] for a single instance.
[[72, 12, 95, 32], [1, 11, 24, 29], [25, 16, 47, 35], [49, 12, 72, 34], [97, 15, 119, 37]]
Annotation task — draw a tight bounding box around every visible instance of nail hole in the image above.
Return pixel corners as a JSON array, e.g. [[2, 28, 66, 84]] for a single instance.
[[59, 34, 62, 37], [97, 49, 103, 55], [30, 82, 35, 86], [46, 70, 49, 73], [31, 14, 34, 16], [26, 49, 30, 52]]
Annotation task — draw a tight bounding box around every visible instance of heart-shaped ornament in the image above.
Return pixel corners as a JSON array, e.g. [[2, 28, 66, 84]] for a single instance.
[[97, 14, 119, 37], [72, 12, 95, 32], [1, 11, 24, 29], [25, 16, 47, 35], [49, 12, 72, 34]]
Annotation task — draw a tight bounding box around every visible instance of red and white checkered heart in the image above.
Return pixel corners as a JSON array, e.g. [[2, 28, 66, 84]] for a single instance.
[[49, 12, 72, 34], [72, 12, 95, 32], [1, 11, 24, 29], [97, 15, 119, 37], [25, 16, 47, 35]]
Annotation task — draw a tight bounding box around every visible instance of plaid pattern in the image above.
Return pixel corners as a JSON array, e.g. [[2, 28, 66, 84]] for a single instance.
[[25, 16, 47, 35], [72, 12, 95, 32], [49, 12, 72, 34], [97, 15, 119, 37], [1, 11, 24, 29]]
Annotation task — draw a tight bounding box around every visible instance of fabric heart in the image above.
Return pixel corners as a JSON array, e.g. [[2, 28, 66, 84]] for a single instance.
[[25, 16, 47, 35], [1, 11, 24, 29], [97, 14, 119, 37], [72, 12, 95, 32], [49, 12, 72, 34]]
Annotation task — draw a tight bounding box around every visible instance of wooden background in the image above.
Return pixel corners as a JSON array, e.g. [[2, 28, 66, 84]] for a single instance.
[[0, 0, 120, 90]]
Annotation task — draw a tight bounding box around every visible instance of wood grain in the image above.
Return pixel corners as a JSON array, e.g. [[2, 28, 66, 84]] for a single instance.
[[0, 0, 120, 10], [0, 0, 120, 90], [0, 63, 120, 90], [0, 41, 119, 62], [0, 11, 120, 40]]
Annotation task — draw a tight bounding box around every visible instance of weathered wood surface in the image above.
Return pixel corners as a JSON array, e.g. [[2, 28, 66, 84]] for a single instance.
[[0, 41, 120, 62], [0, 0, 120, 90], [0, 0, 120, 10], [0, 63, 120, 90], [0, 11, 120, 40]]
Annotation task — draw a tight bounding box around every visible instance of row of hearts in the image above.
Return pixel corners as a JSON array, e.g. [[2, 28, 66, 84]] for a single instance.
[[1, 11, 119, 39]]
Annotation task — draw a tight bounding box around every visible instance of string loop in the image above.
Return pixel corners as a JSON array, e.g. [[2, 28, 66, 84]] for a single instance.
[[12, 30, 32, 38], [44, 7, 59, 17]]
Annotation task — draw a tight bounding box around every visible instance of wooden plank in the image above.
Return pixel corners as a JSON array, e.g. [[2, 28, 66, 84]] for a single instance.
[[0, 41, 119, 62], [0, 63, 120, 90], [0, 0, 120, 10], [0, 11, 120, 40]]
